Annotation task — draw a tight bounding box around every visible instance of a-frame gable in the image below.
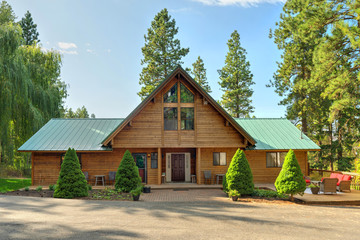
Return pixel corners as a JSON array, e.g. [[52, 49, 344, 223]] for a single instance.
[[102, 66, 256, 147]]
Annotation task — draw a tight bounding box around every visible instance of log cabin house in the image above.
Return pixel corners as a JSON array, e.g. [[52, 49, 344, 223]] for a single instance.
[[18, 66, 320, 186]]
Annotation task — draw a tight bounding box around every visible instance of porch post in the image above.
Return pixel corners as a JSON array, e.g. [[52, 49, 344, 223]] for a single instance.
[[197, 148, 201, 184], [31, 152, 34, 185], [157, 147, 161, 185]]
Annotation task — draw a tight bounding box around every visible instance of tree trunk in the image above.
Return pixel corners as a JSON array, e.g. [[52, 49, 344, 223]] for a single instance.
[[302, 114, 308, 135], [290, 194, 294, 202]]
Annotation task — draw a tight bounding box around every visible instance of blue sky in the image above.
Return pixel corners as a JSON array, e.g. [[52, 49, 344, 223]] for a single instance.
[[9, 0, 287, 118]]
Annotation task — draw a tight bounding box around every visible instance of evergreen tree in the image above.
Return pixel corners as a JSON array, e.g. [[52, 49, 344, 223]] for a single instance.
[[54, 148, 88, 198], [115, 150, 141, 193], [190, 56, 211, 93], [225, 149, 254, 195], [0, 1, 15, 24], [64, 106, 94, 118], [275, 150, 306, 201], [19, 10, 39, 45], [139, 8, 189, 100], [218, 30, 254, 118]]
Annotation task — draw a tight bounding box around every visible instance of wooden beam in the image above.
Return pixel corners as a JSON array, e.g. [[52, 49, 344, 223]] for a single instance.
[[31, 152, 34, 186], [196, 148, 201, 184], [157, 148, 162, 185]]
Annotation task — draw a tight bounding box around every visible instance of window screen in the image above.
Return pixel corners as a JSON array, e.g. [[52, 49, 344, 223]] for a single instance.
[[164, 107, 178, 130]]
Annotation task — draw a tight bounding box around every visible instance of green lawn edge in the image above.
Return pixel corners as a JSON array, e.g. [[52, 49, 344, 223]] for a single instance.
[[0, 178, 31, 193]]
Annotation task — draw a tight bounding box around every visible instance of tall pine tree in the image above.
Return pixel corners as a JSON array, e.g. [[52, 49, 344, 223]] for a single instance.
[[19, 10, 39, 45], [218, 30, 254, 118], [190, 56, 211, 93], [139, 8, 189, 100]]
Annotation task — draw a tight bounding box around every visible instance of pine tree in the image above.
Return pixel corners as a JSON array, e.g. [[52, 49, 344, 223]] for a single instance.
[[275, 150, 306, 201], [139, 8, 189, 100], [115, 150, 142, 193], [225, 149, 254, 195], [218, 30, 254, 118], [19, 10, 39, 45], [190, 56, 211, 93], [54, 148, 88, 198]]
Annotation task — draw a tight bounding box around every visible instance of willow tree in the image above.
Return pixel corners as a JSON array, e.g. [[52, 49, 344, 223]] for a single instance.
[[218, 30, 254, 118], [139, 8, 189, 100], [0, 2, 66, 171]]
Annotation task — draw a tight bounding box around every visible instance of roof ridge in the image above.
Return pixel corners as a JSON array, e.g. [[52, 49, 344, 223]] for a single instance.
[[51, 118, 125, 120]]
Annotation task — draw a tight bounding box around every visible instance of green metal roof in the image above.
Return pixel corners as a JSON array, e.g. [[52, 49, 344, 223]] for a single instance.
[[18, 118, 124, 151], [235, 118, 320, 150]]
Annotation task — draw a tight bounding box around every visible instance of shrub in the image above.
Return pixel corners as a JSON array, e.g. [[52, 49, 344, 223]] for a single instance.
[[251, 189, 289, 199], [308, 184, 319, 189], [36, 186, 42, 192], [226, 149, 254, 195], [222, 175, 228, 193], [115, 150, 142, 193], [88, 184, 92, 191], [275, 149, 306, 201], [24, 186, 29, 191], [49, 184, 55, 191], [53, 148, 88, 199], [130, 185, 143, 197]]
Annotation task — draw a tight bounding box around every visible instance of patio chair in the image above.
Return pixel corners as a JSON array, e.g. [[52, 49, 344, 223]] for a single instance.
[[108, 171, 116, 185], [204, 170, 212, 184], [320, 178, 337, 194]]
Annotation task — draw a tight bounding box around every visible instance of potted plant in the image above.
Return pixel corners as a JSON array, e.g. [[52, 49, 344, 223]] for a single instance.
[[308, 184, 320, 194], [143, 185, 151, 193], [130, 185, 143, 201], [228, 189, 241, 201]]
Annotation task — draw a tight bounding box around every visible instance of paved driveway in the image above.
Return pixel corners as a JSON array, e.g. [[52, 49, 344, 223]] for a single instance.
[[0, 191, 359, 240]]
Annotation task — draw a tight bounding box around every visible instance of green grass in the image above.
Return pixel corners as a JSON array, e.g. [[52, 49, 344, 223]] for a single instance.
[[0, 178, 31, 193]]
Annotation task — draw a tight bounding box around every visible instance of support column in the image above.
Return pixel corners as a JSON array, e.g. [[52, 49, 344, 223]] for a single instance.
[[305, 152, 309, 176], [197, 148, 201, 184], [157, 148, 162, 185], [31, 152, 34, 185]]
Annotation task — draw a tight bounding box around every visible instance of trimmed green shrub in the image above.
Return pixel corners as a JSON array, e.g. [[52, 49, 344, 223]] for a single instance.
[[226, 149, 254, 195], [88, 184, 92, 191], [130, 185, 143, 197], [251, 189, 289, 199], [222, 174, 228, 193], [275, 149, 306, 201], [49, 184, 55, 191], [115, 150, 142, 193], [54, 148, 88, 198], [24, 186, 29, 191], [36, 186, 42, 192]]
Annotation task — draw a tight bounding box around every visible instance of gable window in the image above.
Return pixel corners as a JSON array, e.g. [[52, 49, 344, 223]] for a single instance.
[[151, 152, 158, 169], [163, 83, 178, 103], [164, 107, 178, 130], [266, 152, 286, 168], [213, 152, 226, 166], [61, 153, 82, 169], [181, 108, 194, 130], [180, 83, 194, 103]]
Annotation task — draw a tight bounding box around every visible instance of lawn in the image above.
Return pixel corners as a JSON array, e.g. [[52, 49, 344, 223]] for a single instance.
[[0, 178, 31, 193]]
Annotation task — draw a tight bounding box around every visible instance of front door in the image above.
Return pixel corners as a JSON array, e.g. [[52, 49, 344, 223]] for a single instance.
[[171, 154, 185, 181], [132, 153, 147, 183]]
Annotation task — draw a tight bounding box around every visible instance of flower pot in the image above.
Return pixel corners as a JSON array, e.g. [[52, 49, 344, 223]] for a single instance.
[[143, 187, 151, 193], [132, 195, 140, 201], [231, 196, 238, 201], [310, 187, 320, 194]]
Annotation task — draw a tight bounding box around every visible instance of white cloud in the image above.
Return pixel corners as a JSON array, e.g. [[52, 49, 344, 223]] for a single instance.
[[59, 50, 78, 55], [86, 49, 95, 54], [58, 42, 77, 49], [193, 0, 285, 7]]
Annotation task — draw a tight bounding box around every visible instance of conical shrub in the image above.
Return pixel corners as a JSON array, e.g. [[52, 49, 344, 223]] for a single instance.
[[275, 149, 306, 201], [226, 149, 254, 195], [115, 150, 142, 193], [54, 148, 88, 198]]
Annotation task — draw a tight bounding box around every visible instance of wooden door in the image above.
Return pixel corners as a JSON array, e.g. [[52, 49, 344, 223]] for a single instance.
[[171, 154, 185, 181], [132, 153, 147, 183]]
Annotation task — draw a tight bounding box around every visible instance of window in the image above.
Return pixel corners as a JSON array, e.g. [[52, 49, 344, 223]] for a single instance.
[[180, 83, 194, 103], [266, 152, 286, 167], [151, 152, 158, 169], [213, 152, 226, 166], [60, 153, 82, 168], [163, 83, 178, 103], [164, 107, 178, 130], [181, 108, 194, 130]]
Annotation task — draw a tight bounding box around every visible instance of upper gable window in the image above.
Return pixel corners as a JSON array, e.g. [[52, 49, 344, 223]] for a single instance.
[[164, 83, 178, 103], [180, 83, 194, 103]]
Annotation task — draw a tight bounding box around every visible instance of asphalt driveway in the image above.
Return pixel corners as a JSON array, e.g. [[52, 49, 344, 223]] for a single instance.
[[0, 193, 359, 240]]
